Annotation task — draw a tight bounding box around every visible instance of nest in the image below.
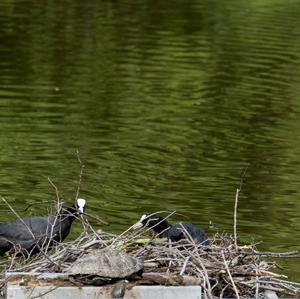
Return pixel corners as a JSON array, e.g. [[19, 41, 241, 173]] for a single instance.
[[0, 165, 300, 299], [2, 220, 300, 299], [0, 162, 299, 298]]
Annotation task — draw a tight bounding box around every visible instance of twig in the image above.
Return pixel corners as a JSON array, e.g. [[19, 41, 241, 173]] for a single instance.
[[0, 201, 54, 213], [233, 166, 248, 250], [233, 187, 239, 250], [47, 177, 60, 205], [197, 258, 213, 299], [75, 149, 85, 200], [221, 250, 240, 299], [255, 264, 259, 299], [46, 178, 63, 253], [180, 256, 190, 276], [252, 251, 299, 257], [30, 285, 60, 299], [82, 211, 109, 225], [179, 223, 196, 246]]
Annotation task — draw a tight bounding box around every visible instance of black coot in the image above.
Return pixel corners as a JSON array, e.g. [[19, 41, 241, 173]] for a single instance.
[[132, 213, 209, 245], [0, 198, 86, 255]]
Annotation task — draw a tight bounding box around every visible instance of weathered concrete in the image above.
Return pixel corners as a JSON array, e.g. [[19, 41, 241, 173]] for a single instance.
[[7, 285, 112, 299], [6, 272, 202, 299], [5, 272, 284, 299], [264, 290, 279, 299], [124, 285, 202, 299], [7, 285, 202, 299]]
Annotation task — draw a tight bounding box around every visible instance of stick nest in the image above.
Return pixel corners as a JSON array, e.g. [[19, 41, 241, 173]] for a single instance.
[[2, 221, 300, 299]]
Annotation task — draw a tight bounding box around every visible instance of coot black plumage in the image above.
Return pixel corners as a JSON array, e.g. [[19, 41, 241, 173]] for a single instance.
[[132, 214, 209, 245], [0, 198, 86, 255]]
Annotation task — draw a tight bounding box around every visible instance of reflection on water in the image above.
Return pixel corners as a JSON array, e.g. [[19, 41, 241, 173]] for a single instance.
[[0, 0, 300, 279]]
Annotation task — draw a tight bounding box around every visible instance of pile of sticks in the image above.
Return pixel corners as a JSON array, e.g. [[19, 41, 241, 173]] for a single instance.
[[3, 219, 300, 299], [0, 163, 299, 298]]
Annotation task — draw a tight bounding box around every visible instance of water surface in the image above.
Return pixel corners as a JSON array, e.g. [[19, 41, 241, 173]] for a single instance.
[[0, 0, 300, 280]]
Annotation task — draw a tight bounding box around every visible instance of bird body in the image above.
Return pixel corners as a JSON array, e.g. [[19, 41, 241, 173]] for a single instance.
[[163, 221, 207, 244], [0, 198, 86, 256], [133, 214, 209, 245]]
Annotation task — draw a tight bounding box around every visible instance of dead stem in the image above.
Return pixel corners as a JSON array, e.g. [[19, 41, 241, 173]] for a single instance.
[[221, 250, 240, 299], [233, 187, 239, 250], [75, 149, 85, 201]]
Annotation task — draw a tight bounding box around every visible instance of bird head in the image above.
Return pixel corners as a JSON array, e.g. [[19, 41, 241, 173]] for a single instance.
[[76, 198, 86, 214], [132, 213, 167, 230]]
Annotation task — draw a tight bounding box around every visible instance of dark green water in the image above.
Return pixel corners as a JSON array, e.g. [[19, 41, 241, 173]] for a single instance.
[[0, 0, 300, 280]]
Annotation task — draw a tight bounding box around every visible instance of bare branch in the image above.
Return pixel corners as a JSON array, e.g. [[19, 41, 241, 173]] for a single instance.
[[75, 149, 85, 200]]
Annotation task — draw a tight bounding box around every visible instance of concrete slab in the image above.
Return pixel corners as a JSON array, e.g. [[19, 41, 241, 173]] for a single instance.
[[6, 272, 282, 299], [7, 285, 202, 299], [6, 272, 203, 299], [124, 285, 202, 299], [264, 290, 279, 299], [7, 285, 112, 299]]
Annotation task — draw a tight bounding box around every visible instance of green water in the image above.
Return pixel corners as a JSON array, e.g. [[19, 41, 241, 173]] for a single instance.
[[0, 0, 300, 280]]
